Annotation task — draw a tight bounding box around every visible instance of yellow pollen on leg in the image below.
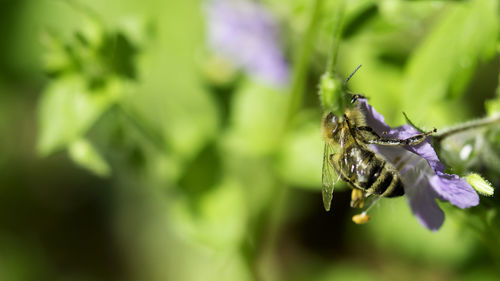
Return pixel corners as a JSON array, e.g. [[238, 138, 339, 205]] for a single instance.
[[352, 212, 370, 224], [350, 189, 365, 208]]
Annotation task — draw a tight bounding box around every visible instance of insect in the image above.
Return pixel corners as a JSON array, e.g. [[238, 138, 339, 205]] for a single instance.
[[321, 94, 436, 223]]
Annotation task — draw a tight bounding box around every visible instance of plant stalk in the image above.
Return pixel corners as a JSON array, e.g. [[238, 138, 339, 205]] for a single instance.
[[434, 114, 500, 143], [286, 0, 324, 124]]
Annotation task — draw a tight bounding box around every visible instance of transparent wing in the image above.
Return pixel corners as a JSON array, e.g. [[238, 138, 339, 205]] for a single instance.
[[322, 142, 339, 211]]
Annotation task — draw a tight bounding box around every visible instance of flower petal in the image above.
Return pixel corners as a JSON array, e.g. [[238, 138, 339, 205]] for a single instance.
[[386, 125, 446, 173], [358, 98, 445, 172], [204, 0, 290, 87], [401, 165, 445, 231], [368, 145, 444, 230], [430, 172, 480, 209], [357, 98, 390, 134], [357, 97, 479, 230]]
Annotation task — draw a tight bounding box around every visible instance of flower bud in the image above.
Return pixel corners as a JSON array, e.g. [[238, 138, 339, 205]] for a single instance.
[[466, 173, 494, 196], [319, 73, 348, 116]]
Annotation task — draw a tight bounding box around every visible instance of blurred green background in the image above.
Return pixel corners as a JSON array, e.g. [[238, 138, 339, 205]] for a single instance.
[[2, 0, 500, 280]]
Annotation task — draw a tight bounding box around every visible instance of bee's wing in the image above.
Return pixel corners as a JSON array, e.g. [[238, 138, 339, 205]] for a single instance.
[[322, 142, 339, 211]]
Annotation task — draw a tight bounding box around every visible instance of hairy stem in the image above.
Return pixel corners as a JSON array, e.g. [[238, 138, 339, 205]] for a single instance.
[[286, 0, 324, 124], [258, 1, 326, 279], [434, 114, 500, 142], [326, 0, 346, 75]]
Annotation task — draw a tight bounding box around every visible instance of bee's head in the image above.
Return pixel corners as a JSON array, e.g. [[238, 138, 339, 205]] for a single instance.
[[322, 112, 343, 140]]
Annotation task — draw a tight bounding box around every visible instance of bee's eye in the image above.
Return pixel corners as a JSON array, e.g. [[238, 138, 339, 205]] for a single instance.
[[326, 112, 336, 123], [324, 113, 339, 133], [331, 123, 338, 133], [324, 112, 340, 135]]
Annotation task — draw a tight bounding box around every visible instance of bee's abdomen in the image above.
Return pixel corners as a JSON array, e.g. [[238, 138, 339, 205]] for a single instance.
[[370, 168, 404, 197], [342, 146, 404, 197]]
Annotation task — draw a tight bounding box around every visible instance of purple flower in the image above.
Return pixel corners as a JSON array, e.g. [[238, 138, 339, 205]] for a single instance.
[[357, 98, 479, 231], [204, 0, 290, 87]]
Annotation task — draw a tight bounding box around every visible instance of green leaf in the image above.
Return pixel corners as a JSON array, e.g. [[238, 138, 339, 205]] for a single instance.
[[178, 142, 222, 196], [365, 199, 476, 266], [170, 177, 247, 250], [402, 0, 499, 125], [122, 0, 218, 161], [277, 113, 322, 189], [226, 80, 287, 156], [486, 68, 500, 116], [68, 138, 111, 176], [40, 30, 75, 76], [42, 15, 139, 85], [76, 15, 105, 49], [486, 98, 500, 116], [315, 264, 379, 281], [37, 75, 121, 155], [99, 32, 138, 80]]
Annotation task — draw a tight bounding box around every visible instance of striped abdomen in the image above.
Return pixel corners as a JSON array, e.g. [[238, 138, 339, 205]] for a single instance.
[[337, 145, 404, 197]]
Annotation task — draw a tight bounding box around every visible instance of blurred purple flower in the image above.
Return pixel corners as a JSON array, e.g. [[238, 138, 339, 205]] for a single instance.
[[204, 0, 290, 87], [357, 98, 479, 231]]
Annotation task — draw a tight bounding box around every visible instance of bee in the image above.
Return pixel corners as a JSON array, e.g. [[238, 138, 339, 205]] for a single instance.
[[321, 95, 436, 223]]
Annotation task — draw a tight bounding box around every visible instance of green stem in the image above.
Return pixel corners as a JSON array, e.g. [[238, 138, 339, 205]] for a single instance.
[[326, 0, 346, 75], [257, 1, 326, 279], [286, 0, 324, 124], [434, 114, 500, 143]]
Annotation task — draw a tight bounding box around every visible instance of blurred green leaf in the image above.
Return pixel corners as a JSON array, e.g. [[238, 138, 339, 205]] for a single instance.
[[38, 11, 141, 161], [122, 0, 218, 161], [402, 0, 499, 125], [277, 112, 322, 189], [219, 146, 278, 217], [460, 268, 500, 281], [22, 0, 500, 279], [42, 12, 139, 87], [40, 30, 75, 76], [486, 69, 500, 115], [485, 73, 500, 116], [315, 264, 380, 281], [225, 80, 287, 156], [0, 235, 51, 281], [486, 99, 500, 116], [116, 17, 156, 49], [365, 199, 476, 266], [178, 142, 222, 196], [337, 37, 405, 124], [68, 138, 111, 176], [99, 32, 138, 81], [37, 75, 121, 155], [170, 177, 247, 250], [341, 1, 378, 39], [163, 238, 253, 281]]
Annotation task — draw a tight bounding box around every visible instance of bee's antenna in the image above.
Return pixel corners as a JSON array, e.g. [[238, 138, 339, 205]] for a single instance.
[[345, 64, 362, 85]]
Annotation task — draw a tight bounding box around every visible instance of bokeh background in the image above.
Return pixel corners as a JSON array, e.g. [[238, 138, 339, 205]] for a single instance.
[[2, 0, 500, 280]]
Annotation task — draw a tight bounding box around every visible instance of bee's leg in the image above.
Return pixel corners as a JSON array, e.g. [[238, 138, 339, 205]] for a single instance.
[[357, 126, 437, 146], [403, 129, 437, 146], [344, 114, 361, 146], [356, 126, 380, 137], [350, 189, 365, 208], [352, 196, 381, 225]]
